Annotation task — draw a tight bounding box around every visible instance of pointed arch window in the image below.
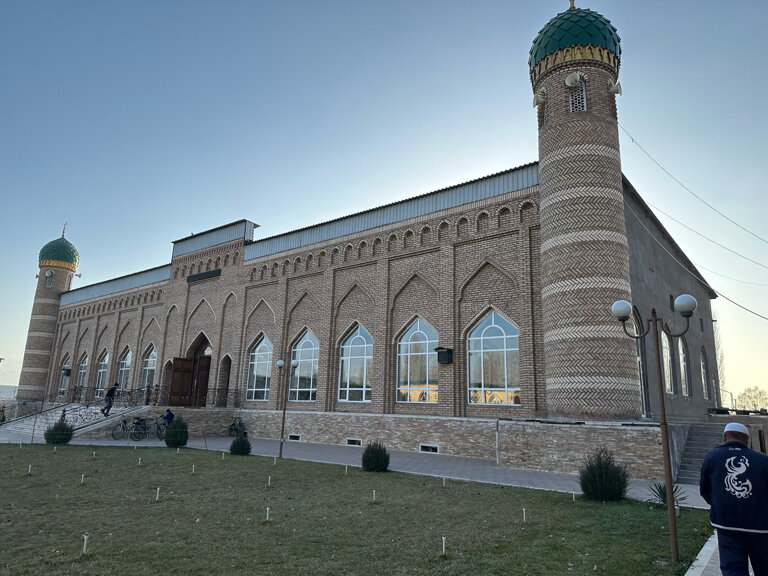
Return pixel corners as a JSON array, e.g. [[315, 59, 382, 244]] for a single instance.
[[397, 318, 438, 403], [338, 325, 373, 402], [247, 336, 272, 401], [678, 339, 690, 396], [290, 331, 319, 401], [467, 311, 520, 405], [569, 75, 587, 112], [59, 354, 70, 393], [140, 346, 156, 391], [661, 332, 675, 394], [117, 349, 131, 389], [700, 349, 710, 400], [77, 354, 88, 389], [96, 350, 109, 396]]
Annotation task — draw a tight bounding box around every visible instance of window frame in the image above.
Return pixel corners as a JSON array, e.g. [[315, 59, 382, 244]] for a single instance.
[[338, 325, 373, 403], [117, 348, 131, 390], [58, 353, 70, 394], [396, 318, 439, 404], [290, 330, 319, 402], [466, 311, 521, 405], [246, 335, 273, 401], [140, 346, 156, 392], [96, 350, 109, 397]]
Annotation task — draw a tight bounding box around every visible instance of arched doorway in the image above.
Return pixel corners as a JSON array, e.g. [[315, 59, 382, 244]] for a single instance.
[[216, 355, 232, 407], [169, 335, 213, 407]]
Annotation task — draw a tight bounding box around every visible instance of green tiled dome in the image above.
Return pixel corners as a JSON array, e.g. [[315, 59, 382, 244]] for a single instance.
[[39, 236, 79, 271], [529, 7, 620, 71]]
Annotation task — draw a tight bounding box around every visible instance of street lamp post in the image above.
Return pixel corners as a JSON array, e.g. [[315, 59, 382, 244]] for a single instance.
[[278, 359, 299, 458], [610, 294, 697, 565]]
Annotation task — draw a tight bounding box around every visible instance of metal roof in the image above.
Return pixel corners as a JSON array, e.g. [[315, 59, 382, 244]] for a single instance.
[[60, 265, 171, 306], [172, 220, 256, 259], [244, 163, 538, 261]]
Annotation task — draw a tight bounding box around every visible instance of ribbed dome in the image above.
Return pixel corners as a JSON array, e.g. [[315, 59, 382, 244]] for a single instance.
[[529, 7, 621, 71], [39, 236, 79, 272]]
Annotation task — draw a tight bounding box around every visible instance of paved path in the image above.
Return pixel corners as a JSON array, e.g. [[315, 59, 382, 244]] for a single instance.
[[1, 426, 720, 573]]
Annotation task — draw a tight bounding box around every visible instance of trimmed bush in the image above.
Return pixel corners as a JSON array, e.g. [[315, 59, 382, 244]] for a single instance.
[[44, 416, 74, 445], [164, 417, 189, 448], [578, 447, 629, 501], [230, 433, 251, 456], [362, 441, 390, 472]]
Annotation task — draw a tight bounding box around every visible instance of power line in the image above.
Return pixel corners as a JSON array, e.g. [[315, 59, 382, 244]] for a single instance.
[[693, 263, 768, 287], [647, 201, 768, 272], [624, 201, 768, 322], [618, 123, 768, 247]]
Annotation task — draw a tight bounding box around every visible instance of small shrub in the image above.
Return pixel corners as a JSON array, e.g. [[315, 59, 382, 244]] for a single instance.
[[230, 434, 251, 456], [648, 480, 688, 506], [44, 416, 74, 445], [165, 417, 188, 448], [362, 441, 389, 472], [579, 447, 629, 501]]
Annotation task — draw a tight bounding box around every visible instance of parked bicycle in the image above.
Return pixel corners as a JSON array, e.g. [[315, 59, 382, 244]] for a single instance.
[[112, 416, 149, 441], [228, 416, 245, 437], [154, 418, 167, 440]]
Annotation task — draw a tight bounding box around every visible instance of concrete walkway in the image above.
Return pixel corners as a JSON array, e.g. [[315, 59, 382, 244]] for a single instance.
[[0, 426, 720, 574]]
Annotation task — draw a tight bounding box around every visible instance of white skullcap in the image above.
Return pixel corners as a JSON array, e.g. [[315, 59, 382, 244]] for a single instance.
[[724, 422, 750, 436]]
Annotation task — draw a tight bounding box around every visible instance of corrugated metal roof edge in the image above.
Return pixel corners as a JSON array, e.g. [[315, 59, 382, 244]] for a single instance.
[[622, 175, 717, 300], [249, 162, 539, 247], [62, 264, 171, 302], [171, 219, 257, 244]]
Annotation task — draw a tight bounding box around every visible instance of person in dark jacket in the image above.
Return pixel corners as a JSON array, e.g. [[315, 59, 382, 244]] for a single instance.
[[700, 422, 768, 576], [101, 383, 118, 416]]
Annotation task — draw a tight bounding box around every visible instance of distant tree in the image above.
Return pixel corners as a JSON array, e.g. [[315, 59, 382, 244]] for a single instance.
[[737, 386, 768, 411]]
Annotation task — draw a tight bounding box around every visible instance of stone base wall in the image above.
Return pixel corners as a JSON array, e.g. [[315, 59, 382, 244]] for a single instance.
[[77, 407, 665, 478]]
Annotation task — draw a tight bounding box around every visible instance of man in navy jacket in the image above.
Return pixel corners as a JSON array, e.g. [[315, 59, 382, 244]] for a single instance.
[[700, 422, 768, 576]]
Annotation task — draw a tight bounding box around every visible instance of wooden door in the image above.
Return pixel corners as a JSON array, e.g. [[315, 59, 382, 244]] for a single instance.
[[193, 356, 211, 407], [169, 358, 194, 406]]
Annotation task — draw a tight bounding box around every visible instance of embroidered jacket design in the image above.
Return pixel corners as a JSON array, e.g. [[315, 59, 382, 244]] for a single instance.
[[724, 456, 752, 499]]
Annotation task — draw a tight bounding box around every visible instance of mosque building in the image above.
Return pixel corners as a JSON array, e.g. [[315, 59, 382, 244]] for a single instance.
[[17, 3, 720, 478]]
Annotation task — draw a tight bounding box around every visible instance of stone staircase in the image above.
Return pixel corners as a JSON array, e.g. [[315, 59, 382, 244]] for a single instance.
[[676, 423, 723, 484], [0, 403, 143, 441]]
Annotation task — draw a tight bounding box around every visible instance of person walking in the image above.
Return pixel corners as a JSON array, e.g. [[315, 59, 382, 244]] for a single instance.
[[700, 422, 768, 576], [101, 383, 118, 417]]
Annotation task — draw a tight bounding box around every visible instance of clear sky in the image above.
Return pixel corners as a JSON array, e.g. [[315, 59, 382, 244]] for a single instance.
[[1, 0, 766, 402]]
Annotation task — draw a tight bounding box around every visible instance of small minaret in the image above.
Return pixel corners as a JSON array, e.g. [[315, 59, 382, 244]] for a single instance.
[[530, 4, 640, 419], [16, 228, 79, 400]]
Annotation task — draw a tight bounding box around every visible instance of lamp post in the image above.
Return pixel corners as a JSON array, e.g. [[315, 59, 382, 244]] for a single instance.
[[278, 358, 299, 458], [610, 294, 697, 565]]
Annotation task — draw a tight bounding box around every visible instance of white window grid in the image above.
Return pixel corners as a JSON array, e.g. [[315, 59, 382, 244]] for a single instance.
[[569, 78, 587, 112], [59, 354, 70, 393], [96, 351, 109, 397], [678, 339, 689, 396], [700, 349, 709, 400], [396, 318, 439, 403], [117, 349, 131, 389], [141, 346, 156, 391], [290, 331, 319, 401], [338, 325, 373, 402], [247, 336, 272, 401], [77, 355, 88, 389], [662, 333, 674, 394], [467, 312, 520, 405]]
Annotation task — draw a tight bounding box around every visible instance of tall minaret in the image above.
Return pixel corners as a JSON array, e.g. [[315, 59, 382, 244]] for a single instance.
[[530, 4, 640, 419], [17, 228, 79, 400]]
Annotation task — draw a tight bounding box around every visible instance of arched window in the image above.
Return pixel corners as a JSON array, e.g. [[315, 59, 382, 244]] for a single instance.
[[397, 318, 438, 403], [45, 270, 54, 288], [117, 349, 131, 389], [96, 350, 109, 396], [290, 331, 319, 401], [632, 308, 649, 417], [661, 332, 675, 394], [140, 346, 156, 391], [338, 325, 373, 402], [467, 312, 520, 405], [77, 354, 88, 389], [247, 336, 272, 401], [59, 354, 70, 393], [569, 75, 587, 112], [700, 349, 710, 400], [678, 339, 689, 396]]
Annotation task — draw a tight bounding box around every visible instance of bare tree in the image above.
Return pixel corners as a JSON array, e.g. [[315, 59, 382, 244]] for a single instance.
[[737, 386, 768, 411]]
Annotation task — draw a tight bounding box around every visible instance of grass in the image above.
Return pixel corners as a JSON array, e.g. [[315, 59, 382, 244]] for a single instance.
[[0, 444, 711, 576]]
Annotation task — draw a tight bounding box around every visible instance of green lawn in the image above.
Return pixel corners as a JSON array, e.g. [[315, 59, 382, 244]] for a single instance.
[[0, 444, 711, 576]]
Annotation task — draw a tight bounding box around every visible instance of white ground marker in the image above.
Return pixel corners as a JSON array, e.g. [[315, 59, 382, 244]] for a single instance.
[[82, 533, 89, 555], [522, 508, 526, 523], [156, 487, 160, 502], [442, 535, 446, 556], [266, 506, 270, 521]]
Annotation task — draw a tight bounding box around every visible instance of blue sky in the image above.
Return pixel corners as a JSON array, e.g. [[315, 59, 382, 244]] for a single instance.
[[1, 0, 766, 400]]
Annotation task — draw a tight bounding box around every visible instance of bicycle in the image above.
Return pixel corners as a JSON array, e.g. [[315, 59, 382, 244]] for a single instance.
[[228, 416, 245, 437], [111, 416, 148, 441], [112, 418, 130, 440], [154, 418, 167, 440]]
